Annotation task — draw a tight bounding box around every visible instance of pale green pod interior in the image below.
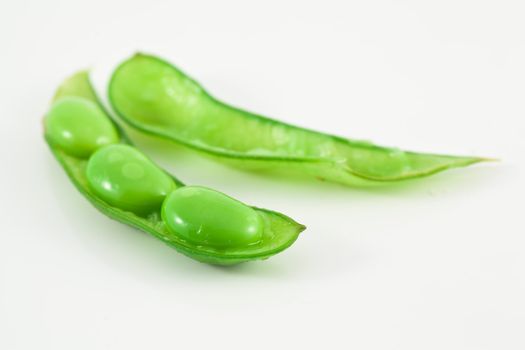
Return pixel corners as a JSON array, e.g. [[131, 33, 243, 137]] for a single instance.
[[108, 53, 487, 186]]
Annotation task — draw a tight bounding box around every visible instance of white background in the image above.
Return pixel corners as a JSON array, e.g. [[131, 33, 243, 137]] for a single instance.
[[1, 1, 524, 349]]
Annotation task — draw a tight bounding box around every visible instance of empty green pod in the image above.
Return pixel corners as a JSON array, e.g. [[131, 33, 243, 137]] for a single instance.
[[44, 70, 304, 265], [109, 53, 487, 186]]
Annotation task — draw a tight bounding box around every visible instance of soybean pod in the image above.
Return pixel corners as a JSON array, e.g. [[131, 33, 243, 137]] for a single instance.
[[44, 71, 304, 265], [109, 53, 487, 186]]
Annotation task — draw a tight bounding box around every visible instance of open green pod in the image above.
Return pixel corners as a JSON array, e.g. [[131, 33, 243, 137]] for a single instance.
[[108, 53, 487, 186], [44, 71, 304, 265]]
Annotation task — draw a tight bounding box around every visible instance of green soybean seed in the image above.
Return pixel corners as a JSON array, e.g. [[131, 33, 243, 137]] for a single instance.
[[86, 144, 176, 215], [45, 96, 119, 157], [162, 186, 263, 248]]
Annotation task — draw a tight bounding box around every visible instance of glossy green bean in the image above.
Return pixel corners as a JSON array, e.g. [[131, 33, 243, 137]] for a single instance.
[[86, 144, 177, 215], [162, 186, 264, 248], [45, 97, 119, 157]]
